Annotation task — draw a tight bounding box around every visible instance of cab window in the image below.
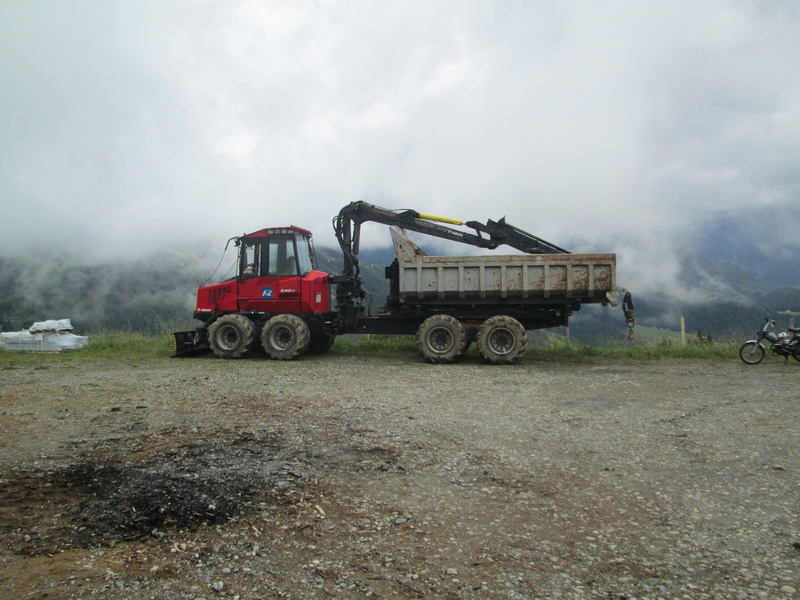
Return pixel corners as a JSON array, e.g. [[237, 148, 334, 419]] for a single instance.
[[267, 238, 298, 275], [241, 240, 262, 278], [296, 235, 314, 275]]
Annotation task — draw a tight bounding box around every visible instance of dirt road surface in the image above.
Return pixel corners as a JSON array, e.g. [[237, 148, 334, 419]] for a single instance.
[[1, 352, 799, 599]]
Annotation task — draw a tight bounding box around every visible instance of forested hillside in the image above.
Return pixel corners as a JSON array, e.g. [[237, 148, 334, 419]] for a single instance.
[[1, 248, 798, 342], [0, 246, 388, 334], [0, 252, 211, 333]]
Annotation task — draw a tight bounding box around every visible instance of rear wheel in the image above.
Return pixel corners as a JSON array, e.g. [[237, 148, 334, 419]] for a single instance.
[[477, 316, 527, 364], [208, 314, 257, 359], [738, 341, 765, 365], [261, 314, 311, 360], [416, 315, 466, 363]]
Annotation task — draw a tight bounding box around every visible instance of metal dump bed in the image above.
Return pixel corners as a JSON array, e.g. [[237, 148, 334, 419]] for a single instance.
[[390, 227, 617, 306]]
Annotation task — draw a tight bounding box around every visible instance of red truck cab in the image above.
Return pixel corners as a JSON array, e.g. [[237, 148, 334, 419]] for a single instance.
[[194, 226, 331, 320]]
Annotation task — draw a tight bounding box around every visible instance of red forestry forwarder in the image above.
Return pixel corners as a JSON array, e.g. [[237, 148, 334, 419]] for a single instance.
[[172, 201, 634, 364]]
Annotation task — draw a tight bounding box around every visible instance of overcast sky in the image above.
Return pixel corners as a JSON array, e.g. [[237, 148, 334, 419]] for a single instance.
[[2, 1, 799, 292]]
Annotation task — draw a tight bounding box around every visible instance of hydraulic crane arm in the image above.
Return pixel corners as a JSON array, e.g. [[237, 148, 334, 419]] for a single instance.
[[331, 201, 570, 314], [333, 201, 568, 260]]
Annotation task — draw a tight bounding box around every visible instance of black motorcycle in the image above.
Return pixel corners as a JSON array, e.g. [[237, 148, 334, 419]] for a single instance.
[[739, 318, 800, 364]]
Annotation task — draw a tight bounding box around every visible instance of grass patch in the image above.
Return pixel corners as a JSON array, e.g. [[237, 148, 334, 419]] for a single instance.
[[330, 334, 418, 355], [526, 338, 737, 361], [80, 331, 175, 358], [1, 330, 740, 365], [330, 333, 737, 362], [0, 331, 173, 366]]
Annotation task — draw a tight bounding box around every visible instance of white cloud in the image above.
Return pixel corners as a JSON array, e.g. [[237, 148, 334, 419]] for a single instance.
[[1, 0, 799, 293]]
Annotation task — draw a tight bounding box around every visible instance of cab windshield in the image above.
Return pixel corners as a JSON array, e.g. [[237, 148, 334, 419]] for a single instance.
[[240, 232, 316, 278]]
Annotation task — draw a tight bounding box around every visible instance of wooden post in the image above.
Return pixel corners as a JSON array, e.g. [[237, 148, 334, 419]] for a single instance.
[[680, 316, 686, 345]]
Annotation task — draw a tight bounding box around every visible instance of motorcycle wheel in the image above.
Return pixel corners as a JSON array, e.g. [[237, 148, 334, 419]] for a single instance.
[[739, 341, 765, 365]]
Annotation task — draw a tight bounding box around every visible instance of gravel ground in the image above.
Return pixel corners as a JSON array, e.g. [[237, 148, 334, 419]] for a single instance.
[[0, 351, 799, 599]]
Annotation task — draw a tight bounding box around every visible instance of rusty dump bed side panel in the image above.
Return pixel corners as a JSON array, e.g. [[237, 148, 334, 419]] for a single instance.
[[395, 253, 617, 306]]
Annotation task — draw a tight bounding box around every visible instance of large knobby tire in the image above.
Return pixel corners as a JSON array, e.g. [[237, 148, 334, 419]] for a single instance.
[[261, 314, 311, 360], [208, 314, 257, 359], [416, 315, 467, 364], [308, 333, 336, 354], [477, 315, 527, 365], [738, 341, 765, 365]]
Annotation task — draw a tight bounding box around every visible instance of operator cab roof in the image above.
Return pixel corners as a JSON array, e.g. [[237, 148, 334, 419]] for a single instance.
[[239, 226, 312, 241]]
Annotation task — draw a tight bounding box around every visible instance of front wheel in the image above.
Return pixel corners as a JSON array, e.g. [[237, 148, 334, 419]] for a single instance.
[[476, 316, 527, 365], [260, 314, 311, 360], [208, 314, 257, 359], [738, 341, 765, 365], [416, 315, 467, 363]]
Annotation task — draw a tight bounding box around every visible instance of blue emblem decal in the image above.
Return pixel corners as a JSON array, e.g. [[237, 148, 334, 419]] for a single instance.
[[261, 287, 273, 299]]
